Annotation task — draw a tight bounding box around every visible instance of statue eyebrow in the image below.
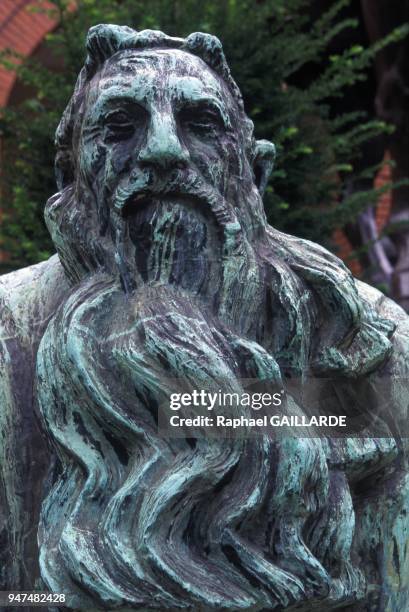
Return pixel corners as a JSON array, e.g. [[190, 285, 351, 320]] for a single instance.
[[168, 73, 232, 128], [91, 91, 148, 117]]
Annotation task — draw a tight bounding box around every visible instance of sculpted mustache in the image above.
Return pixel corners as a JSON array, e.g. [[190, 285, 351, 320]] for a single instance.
[[107, 167, 245, 292], [111, 167, 234, 226]]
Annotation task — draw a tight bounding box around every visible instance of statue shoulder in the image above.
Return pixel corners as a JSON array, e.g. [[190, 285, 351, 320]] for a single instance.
[[0, 255, 67, 589], [0, 254, 69, 343], [356, 279, 409, 376]]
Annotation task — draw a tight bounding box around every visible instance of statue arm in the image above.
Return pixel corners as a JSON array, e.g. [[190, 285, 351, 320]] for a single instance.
[[0, 286, 27, 589], [354, 279, 409, 611], [0, 256, 69, 590]]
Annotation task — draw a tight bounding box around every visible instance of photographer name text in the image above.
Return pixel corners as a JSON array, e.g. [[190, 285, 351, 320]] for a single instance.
[[168, 414, 347, 428]]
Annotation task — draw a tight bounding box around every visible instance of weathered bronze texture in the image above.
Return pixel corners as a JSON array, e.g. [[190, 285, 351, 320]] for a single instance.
[[1, 26, 408, 611]]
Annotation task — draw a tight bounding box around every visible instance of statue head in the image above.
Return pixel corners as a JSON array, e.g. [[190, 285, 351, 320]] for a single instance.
[[36, 25, 397, 610], [46, 25, 275, 291]]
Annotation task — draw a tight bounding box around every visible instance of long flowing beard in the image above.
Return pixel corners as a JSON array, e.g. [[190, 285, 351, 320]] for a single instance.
[[38, 165, 384, 610], [127, 198, 220, 296], [36, 271, 364, 611]]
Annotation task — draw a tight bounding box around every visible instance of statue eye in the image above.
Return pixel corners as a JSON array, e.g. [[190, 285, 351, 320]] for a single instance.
[[106, 110, 131, 124], [103, 108, 142, 141], [179, 106, 223, 136]]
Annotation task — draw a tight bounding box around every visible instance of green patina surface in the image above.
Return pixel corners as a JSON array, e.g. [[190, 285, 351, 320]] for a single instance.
[[0, 25, 408, 612]]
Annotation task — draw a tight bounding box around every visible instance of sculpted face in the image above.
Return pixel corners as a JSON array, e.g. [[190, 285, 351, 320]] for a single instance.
[[77, 49, 258, 291], [81, 48, 241, 197]]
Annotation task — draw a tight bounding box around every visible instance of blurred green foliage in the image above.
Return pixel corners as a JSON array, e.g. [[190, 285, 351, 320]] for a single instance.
[[0, 0, 408, 271]]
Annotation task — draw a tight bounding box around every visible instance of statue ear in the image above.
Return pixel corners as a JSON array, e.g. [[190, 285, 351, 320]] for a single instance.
[[253, 140, 276, 196]]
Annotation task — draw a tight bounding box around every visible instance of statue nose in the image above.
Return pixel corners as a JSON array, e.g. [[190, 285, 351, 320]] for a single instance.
[[137, 112, 189, 169]]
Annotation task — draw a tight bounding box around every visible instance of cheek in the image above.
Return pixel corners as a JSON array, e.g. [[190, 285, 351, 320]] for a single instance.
[[104, 122, 148, 175], [79, 114, 146, 185], [106, 141, 134, 176], [79, 139, 106, 181], [80, 137, 137, 196], [188, 134, 241, 191]]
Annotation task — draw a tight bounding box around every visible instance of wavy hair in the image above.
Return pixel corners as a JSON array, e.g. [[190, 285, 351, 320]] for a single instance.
[[36, 25, 396, 610]]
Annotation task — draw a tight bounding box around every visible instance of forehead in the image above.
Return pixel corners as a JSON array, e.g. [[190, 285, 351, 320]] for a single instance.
[[93, 48, 231, 107]]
